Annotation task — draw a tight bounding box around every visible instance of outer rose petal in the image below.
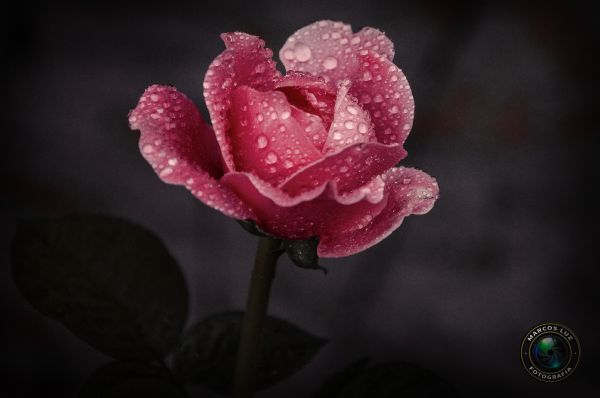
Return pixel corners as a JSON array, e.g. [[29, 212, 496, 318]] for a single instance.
[[322, 80, 375, 154], [128, 85, 254, 220], [280, 142, 406, 196], [351, 50, 415, 146], [221, 172, 388, 240], [204, 32, 281, 171], [317, 167, 439, 257], [228, 86, 323, 185], [279, 20, 395, 87]]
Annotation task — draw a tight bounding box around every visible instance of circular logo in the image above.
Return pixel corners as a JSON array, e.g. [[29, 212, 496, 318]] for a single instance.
[[521, 323, 580, 382]]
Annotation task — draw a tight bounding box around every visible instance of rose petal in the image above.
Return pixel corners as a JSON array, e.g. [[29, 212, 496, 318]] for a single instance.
[[280, 141, 406, 196], [322, 80, 375, 154], [290, 105, 328, 151], [129, 84, 254, 220], [354, 26, 395, 61], [204, 32, 281, 171], [221, 172, 388, 240], [350, 50, 415, 146], [279, 20, 395, 87], [228, 86, 323, 186], [275, 71, 337, 130], [317, 167, 439, 257]]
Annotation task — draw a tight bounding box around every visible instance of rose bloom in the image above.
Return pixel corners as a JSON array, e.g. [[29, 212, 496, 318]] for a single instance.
[[129, 20, 438, 257]]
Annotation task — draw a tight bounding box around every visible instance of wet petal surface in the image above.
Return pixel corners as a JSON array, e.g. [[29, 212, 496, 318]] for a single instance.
[[129, 85, 253, 219], [204, 32, 281, 171], [350, 50, 415, 146], [318, 167, 439, 257], [279, 20, 395, 87], [228, 86, 323, 186]]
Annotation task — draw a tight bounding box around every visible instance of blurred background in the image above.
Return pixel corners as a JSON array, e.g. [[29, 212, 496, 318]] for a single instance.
[[2, 0, 598, 396]]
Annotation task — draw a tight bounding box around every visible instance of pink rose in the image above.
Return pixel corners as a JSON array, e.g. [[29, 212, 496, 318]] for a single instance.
[[128, 20, 438, 257]]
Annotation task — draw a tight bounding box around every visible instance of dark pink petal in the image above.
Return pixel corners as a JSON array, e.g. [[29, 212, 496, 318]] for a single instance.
[[221, 172, 388, 240], [279, 20, 395, 87], [322, 80, 376, 154], [317, 167, 439, 257], [350, 50, 415, 146], [275, 71, 337, 130], [280, 142, 406, 196], [228, 86, 323, 186], [204, 32, 281, 171], [129, 84, 254, 220]]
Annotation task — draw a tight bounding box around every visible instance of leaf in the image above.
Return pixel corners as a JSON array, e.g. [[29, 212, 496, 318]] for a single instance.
[[79, 361, 187, 398], [314, 361, 461, 398], [11, 214, 188, 361], [173, 311, 327, 394], [283, 238, 327, 273]]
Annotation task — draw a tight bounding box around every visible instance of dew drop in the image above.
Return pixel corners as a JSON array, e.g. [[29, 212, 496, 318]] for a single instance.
[[266, 152, 278, 164], [362, 71, 372, 81], [160, 167, 173, 176], [256, 114, 264, 122], [351, 36, 361, 45], [346, 105, 358, 115], [280, 111, 291, 119], [142, 144, 154, 154], [374, 94, 383, 103], [403, 123, 411, 130], [150, 94, 159, 102], [257, 135, 268, 149], [283, 159, 294, 169], [358, 123, 368, 134], [344, 121, 355, 129], [283, 50, 295, 60], [323, 56, 338, 70], [168, 158, 178, 166], [294, 43, 312, 62], [333, 132, 343, 140], [389, 105, 399, 114]]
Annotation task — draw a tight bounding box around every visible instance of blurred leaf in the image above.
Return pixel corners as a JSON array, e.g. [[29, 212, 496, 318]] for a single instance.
[[283, 238, 327, 273], [80, 361, 187, 398], [11, 214, 188, 361], [312, 357, 371, 398], [173, 311, 327, 394], [315, 361, 461, 397]]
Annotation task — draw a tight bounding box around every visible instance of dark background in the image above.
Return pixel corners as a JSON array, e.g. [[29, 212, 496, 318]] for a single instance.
[[2, 0, 598, 396]]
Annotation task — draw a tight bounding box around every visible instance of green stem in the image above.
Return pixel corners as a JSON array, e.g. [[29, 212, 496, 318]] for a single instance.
[[233, 237, 283, 397]]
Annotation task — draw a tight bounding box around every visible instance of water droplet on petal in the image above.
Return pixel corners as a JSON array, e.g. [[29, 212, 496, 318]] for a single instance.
[[266, 152, 278, 164], [168, 158, 178, 166], [333, 132, 343, 140], [257, 135, 268, 149], [344, 121, 355, 129], [294, 43, 312, 62], [142, 144, 154, 154], [280, 111, 291, 119], [283, 159, 294, 169], [256, 114, 264, 122], [150, 94, 159, 102], [160, 167, 173, 176], [346, 105, 358, 115], [351, 36, 361, 45], [358, 123, 368, 134], [374, 94, 383, 103], [323, 56, 338, 70]]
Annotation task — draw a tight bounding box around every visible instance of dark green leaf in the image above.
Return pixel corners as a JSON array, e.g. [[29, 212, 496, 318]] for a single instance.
[[173, 311, 326, 394], [283, 238, 327, 273], [11, 214, 188, 361], [315, 361, 461, 398], [79, 361, 187, 398]]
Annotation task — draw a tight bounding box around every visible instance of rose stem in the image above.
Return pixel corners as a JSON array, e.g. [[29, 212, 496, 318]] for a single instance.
[[233, 236, 283, 397]]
